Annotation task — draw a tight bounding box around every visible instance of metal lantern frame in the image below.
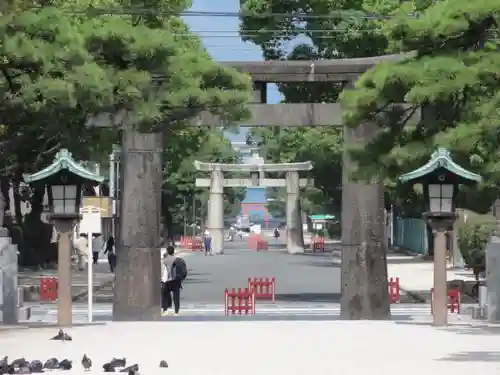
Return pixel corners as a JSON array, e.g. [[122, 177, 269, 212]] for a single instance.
[[400, 148, 482, 218], [23, 149, 104, 219]]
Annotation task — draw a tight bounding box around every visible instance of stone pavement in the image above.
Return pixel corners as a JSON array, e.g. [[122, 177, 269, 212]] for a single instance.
[[0, 320, 499, 375], [25, 301, 471, 324]]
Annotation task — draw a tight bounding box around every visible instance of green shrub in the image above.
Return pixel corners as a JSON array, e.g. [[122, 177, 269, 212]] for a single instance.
[[457, 210, 496, 267]]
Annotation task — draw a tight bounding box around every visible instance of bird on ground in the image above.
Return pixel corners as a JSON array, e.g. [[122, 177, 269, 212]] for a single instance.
[[50, 329, 72, 341], [10, 359, 28, 368], [81, 355, 91, 371], [109, 358, 126, 368], [42, 359, 58, 370], [13, 366, 30, 374], [159, 361, 168, 368], [28, 361, 43, 373], [58, 360, 72, 371], [102, 363, 115, 373], [0, 356, 9, 373], [120, 364, 138, 373]]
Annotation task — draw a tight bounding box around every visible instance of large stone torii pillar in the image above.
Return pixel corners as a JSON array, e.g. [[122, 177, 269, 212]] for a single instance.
[[194, 160, 313, 254]]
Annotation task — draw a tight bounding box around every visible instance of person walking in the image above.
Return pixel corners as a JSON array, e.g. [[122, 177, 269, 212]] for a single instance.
[[203, 230, 212, 256], [91, 233, 102, 265], [161, 245, 188, 316], [73, 233, 88, 271], [273, 227, 280, 243], [103, 235, 116, 272]]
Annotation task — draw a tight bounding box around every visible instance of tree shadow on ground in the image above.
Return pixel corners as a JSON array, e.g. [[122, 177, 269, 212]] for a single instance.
[[183, 278, 211, 284], [443, 325, 500, 336], [394, 321, 500, 335], [437, 351, 500, 362], [275, 292, 342, 303], [302, 261, 340, 268]]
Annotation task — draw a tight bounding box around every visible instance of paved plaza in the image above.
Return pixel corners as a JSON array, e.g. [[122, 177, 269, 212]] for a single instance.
[[180, 239, 342, 304], [1, 320, 499, 375], [80, 238, 342, 304]]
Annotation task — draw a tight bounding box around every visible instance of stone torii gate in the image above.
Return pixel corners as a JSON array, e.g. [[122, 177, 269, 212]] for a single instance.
[[194, 156, 313, 255], [87, 53, 415, 320]]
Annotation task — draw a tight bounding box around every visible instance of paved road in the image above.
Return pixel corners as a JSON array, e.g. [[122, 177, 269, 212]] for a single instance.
[[85, 238, 342, 304], [177, 239, 342, 304]]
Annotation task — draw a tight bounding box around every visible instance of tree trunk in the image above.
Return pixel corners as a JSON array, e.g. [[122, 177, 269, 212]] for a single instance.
[[113, 128, 163, 321], [340, 115, 390, 319]]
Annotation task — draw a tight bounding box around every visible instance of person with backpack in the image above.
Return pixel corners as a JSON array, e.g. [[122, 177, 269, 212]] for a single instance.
[[274, 227, 280, 243], [203, 230, 212, 256], [161, 245, 188, 316]]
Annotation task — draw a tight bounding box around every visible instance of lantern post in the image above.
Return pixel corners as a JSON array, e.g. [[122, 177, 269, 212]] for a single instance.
[[24, 149, 104, 326], [400, 148, 481, 326]]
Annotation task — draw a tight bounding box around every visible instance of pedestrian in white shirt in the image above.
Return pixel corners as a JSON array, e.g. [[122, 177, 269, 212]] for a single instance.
[[91, 234, 102, 265], [73, 233, 88, 271]]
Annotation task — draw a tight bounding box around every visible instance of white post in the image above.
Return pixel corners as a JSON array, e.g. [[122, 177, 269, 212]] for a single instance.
[[87, 232, 93, 323], [389, 205, 394, 247]]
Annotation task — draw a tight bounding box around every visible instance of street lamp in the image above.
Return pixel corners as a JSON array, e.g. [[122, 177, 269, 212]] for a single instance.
[[400, 148, 481, 326], [23, 149, 104, 326]]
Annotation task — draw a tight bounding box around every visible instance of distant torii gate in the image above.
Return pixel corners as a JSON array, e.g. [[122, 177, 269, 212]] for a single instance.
[[194, 158, 313, 255]]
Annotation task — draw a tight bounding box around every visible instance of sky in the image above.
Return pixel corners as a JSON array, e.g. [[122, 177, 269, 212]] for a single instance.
[[182, 0, 281, 144]]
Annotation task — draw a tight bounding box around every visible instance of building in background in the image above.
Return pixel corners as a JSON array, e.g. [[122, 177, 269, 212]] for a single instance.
[[224, 127, 271, 226]]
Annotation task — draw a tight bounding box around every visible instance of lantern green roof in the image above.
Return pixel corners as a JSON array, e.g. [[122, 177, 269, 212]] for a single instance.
[[309, 214, 336, 220], [23, 149, 104, 184], [399, 148, 481, 183]]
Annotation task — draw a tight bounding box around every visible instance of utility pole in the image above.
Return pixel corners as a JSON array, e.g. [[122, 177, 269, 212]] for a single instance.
[[183, 196, 187, 237], [192, 195, 196, 236]]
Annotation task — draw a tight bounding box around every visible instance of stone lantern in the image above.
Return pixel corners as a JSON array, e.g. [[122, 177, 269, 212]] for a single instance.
[[400, 148, 481, 326]]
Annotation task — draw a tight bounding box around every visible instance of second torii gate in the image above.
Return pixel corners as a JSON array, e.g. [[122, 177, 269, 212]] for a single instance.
[[194, 157, 313, 255]]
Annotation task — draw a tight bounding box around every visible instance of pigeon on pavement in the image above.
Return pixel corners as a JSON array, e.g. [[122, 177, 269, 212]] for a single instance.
[[50, 330, 72, 341], [102, 363, 116, 372], [110, 358, 126, 368], [10, 359, 28, 368], [13, 366, 30, 374], [0, 356, 8, 373], [120, 364, 138, 373], [81, 355, 91, 371], [58, 360, 72, 371], [28, 361, 43, 373], [42, 359, 58, 370]]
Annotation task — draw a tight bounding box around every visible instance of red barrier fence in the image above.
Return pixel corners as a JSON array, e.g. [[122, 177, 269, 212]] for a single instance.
[[248, 277, 276, 302], [40, 277, 58, 301], [224, 288, 256, 315], [248, 235, 268, 251], [388, 277, 400, 304], [311, 237, 325, 252], [180, 236, 193, 248], [180, 236, 203, 251], [430, 288, 461, 313]]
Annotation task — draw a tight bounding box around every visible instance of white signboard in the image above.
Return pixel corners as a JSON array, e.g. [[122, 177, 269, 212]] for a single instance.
[[79, 206, 102, 234]]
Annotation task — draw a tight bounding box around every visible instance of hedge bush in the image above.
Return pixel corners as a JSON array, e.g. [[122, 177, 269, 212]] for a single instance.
[[457, 210, 496, 268]]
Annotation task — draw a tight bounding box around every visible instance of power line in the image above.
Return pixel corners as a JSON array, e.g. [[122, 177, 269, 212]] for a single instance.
[[180, 32, 384, 38], [181, 10, 416, 20], [35, 7, 418, 21], [191, 29, 384, 35]]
